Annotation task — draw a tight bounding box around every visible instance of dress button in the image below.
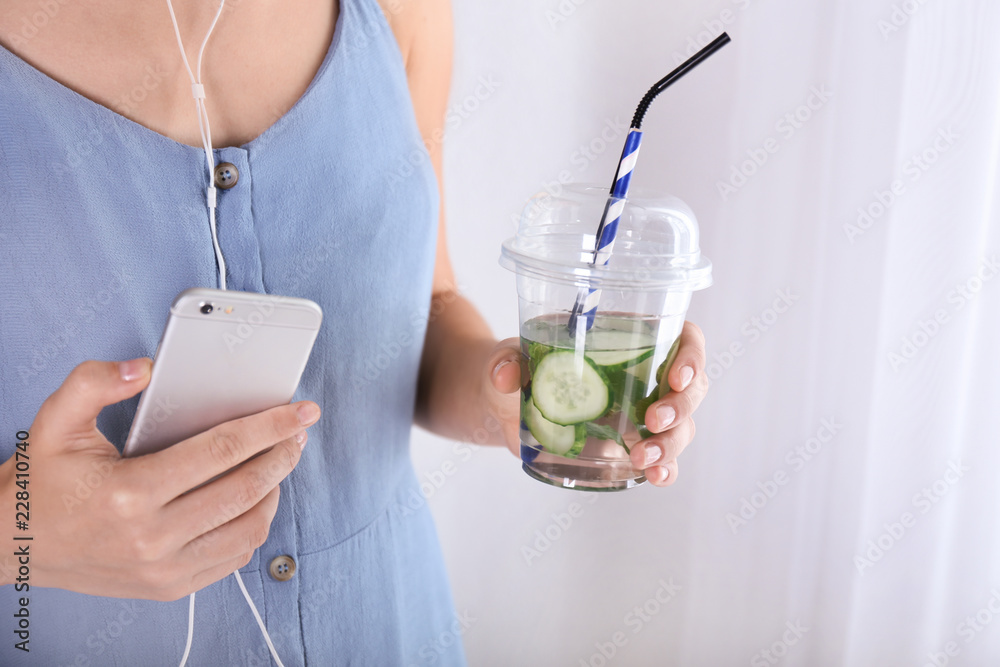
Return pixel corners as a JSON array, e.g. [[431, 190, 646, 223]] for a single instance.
[[213, 162, 239, 189], [268, 555, 296, 582]]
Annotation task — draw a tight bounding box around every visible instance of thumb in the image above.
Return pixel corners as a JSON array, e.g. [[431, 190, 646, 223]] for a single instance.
[[487, 338, 522, 395], [33, 358, 152, 442]]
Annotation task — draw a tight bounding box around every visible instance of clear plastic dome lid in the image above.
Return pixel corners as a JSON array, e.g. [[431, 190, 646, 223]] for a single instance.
[[499, 184, 712, 291]]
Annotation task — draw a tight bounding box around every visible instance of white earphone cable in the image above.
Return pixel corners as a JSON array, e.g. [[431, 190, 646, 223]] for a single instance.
[[164, 2, 283, 665], [165, 0, 227, 291], [179, 590, 196, 665], [234, 569, 286, 667]]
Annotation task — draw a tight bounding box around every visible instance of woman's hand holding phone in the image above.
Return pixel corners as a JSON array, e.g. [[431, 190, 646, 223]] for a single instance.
[[0, 358, 320, 601]]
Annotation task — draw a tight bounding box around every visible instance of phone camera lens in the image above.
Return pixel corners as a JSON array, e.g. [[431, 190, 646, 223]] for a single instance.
[[200, 303, 214, 315]]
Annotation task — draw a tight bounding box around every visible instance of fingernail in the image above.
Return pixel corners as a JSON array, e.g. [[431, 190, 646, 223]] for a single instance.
[[295, 431, 307, 449], [119, 358, 148, 381], [491, 359, 514, 385], [656, 405, 676, 431], [644, 445, 662, 466], [297, 402, 320, 426], [679, 366, 695, 390]]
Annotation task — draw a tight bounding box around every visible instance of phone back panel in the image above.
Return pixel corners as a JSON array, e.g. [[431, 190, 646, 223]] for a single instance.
[[123, 288, 322, 458]]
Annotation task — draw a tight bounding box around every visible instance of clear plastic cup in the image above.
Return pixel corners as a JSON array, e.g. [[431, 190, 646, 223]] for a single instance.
[[499, 184, 712, 491]]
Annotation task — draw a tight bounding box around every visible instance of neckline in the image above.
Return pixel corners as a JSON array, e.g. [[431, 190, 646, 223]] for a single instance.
[[0, 1, 346, 154]]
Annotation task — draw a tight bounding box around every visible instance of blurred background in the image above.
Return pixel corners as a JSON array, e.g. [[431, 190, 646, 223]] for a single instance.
[[411, 0, 1000, 664]]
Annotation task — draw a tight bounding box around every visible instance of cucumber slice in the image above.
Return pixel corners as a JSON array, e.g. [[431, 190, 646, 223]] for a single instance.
[[526, 399, 585, 457], [532, 351, 611, 425], [584, 330, 656, 363], [527, 341, 556, 377], [589, 316, 655, 336], [586, 347, 654, 367]]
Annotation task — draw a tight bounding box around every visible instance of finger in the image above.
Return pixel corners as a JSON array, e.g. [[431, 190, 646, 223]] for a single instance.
[[177, 484, 281, 570], [487, 337, 523, 394], [165, 435, 297, 540], [34, 358, 152, 441], [645, 460, 679, 487], [630, 418, 696, 470], [645, 370, 709, 434], [665, 321, 706, 393], [146, 401, 318, 502], [166, 551, 257, 601]]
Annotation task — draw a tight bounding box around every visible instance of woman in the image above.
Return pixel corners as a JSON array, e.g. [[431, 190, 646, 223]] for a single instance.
[[0, 0, 708, 663]]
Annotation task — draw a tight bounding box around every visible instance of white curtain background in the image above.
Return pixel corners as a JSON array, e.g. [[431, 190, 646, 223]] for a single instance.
[[411, 0, 1000, 664]]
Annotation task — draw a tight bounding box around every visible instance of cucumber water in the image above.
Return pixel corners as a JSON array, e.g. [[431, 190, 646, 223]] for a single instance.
[[519, 314, 668, 463]]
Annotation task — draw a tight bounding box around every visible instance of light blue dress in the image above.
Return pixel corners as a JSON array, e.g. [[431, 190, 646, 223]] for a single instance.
[[0, 0, 467, 663]]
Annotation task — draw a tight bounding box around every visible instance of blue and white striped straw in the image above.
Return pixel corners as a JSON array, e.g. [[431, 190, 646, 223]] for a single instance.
[[567, 32, 730, 336], [568, 129, 643, 335]]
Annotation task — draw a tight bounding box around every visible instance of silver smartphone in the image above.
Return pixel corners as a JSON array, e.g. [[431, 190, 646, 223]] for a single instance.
[[123, 288, 323, 458]]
